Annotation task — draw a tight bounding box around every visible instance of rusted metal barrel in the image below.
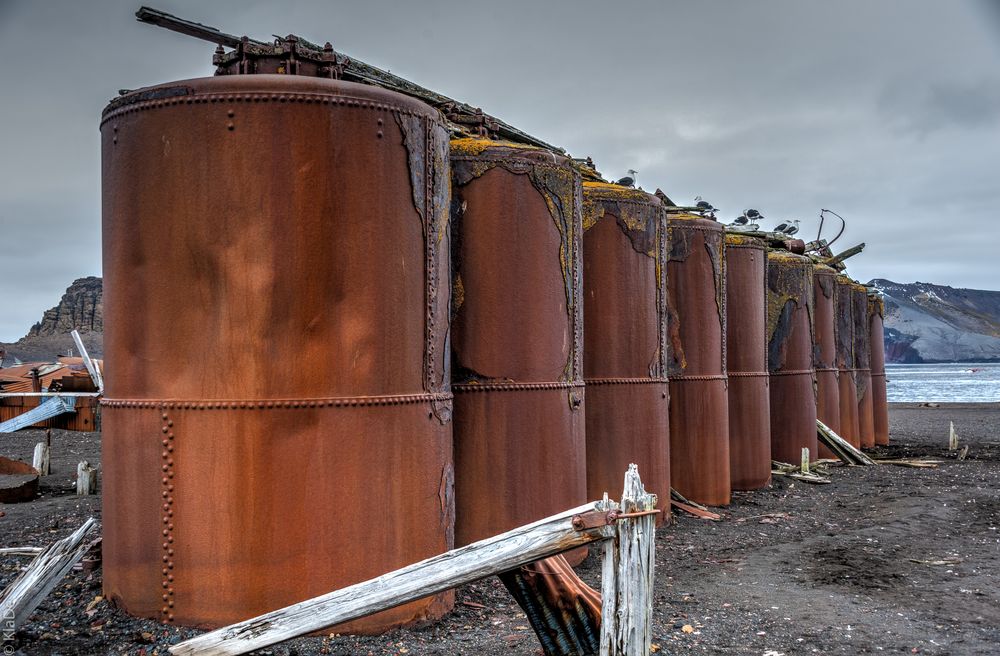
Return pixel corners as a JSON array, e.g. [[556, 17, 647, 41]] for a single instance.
[[766, 251, 818, 464], [667, 213, 730, 506], [581, 182, 670, 520], [854, 283, 876, 449], [724, 233, 770, 490], [813, 264, 841, 459], [450, 138, 586, 547], [869, 291, 890, 445], [835, 275, 861, 447], [101, 76, 454, 632]]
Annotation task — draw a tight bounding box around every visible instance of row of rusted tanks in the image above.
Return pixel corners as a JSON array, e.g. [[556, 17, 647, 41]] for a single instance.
[[100, 54, 889, 632]]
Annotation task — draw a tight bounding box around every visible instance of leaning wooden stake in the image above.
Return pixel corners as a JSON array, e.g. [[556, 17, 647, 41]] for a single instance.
[[0, 517, 97, 630], [170, 501, 617, 655], [599, 464, 658, 656], [32, 442, 50, 476], [948, 421, 959, 450]]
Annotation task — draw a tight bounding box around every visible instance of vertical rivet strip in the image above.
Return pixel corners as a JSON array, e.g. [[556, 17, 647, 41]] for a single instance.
[[159, 405, 175, 621]]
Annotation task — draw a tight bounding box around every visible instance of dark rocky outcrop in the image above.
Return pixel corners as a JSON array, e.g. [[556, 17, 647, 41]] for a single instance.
[[1, 277, 103, 363]]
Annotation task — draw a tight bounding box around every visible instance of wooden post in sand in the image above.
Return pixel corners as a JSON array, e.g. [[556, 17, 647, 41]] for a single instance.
[[76, 461, 96, 495]]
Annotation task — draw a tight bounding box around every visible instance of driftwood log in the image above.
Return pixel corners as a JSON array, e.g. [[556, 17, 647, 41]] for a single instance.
[[0, 518, 97, 630]]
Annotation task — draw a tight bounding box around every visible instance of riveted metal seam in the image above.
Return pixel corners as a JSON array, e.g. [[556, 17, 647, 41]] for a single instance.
[[159, 405, 175, 623], [452, 382, 586, 393], [769, 369, 816, 377], [667, 374, 728, 382], [726, 371, 771, 378], [100, 92, 431, 127], [584, 377, 670, 385], [102, 393, 454, 409]]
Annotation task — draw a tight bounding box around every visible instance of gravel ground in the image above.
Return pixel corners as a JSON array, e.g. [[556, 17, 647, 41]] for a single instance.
[[1, 402, 998, 655]]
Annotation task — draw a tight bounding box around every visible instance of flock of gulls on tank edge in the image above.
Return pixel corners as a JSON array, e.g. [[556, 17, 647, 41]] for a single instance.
[[613, 170, 801, 236]]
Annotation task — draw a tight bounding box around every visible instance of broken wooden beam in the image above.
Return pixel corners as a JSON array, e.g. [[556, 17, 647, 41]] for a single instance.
[[0, 517, 97, 631], [76, 461, 97, 495], [170, 501, 617, 655], [817, 420, 877, 466]]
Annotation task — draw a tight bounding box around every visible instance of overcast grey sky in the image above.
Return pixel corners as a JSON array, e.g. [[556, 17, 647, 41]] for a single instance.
[[2, 0, 999, 341]]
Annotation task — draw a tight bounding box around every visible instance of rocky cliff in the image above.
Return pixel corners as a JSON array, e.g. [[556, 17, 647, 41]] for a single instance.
[[871, 279, 1000, 363], [1, 277, 103, 363]]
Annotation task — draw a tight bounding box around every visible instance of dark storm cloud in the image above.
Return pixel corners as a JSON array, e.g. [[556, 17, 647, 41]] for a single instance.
[[1, 0, 999, 341]]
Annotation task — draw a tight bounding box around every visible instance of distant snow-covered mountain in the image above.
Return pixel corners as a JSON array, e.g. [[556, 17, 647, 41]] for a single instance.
[[870, 279, 1000, 363]]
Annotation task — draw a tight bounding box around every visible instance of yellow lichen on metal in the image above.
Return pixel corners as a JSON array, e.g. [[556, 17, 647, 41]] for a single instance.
[[723, 233, 764, 247], [449, 137, 545, 156]]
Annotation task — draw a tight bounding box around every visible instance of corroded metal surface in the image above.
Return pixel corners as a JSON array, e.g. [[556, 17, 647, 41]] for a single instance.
[[724, 234, 771, 490], [101, 75, 454, 632], [766, 251, 818, 464], [834, 275, 861, 448], [499, 555, 602, 656], [0, 456, 39, 504], [813, 264, 841, 459], [667, 214, 730, 506], [450, 138, 586, 547], [869, 292, 890, 446], [854, 284, 876, 449], [582, 182, 670, 518]]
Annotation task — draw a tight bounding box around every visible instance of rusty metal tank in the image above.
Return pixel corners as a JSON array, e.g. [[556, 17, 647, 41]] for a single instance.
[[666, 212, 730, 506], [101, 75, 454, 631], [724, 233, 771, 490], [581, 182, 670, 518], [813, 264, 841, 459], [766, 250, 818, 464], [854, 283, 876, 449], [449, 138, 586, 547], [835, 275, 861, 448], [869, 291, 890, 445]]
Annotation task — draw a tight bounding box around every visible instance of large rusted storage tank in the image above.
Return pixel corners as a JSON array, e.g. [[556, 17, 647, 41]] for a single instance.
[[581, 182, 670, 518], [724, 233, 771, 490], [667, 212, 730, 506], [450, 138, 586, 546], [869, 291, 890, 445], [813, 264, 841, 458], [835, 275, 861, 447], [101, 76, 454, 631], [854, 283, 876, 449], [766, 250, 818, 463]]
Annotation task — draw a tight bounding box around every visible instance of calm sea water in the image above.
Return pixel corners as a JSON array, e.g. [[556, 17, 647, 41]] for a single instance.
[[885, 362, 1000, 402]]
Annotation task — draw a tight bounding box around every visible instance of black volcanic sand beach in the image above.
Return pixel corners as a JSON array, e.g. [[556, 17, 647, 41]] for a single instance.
[[2, 403, 998, 655]]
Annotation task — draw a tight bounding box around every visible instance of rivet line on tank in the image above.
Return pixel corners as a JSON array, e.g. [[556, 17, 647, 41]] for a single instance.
[[452, 381, 587, 393], [726, 371, 771, 378], [583, 377, 670, 385], [101, 392, 454, 409], [667, 374, 729, 382], [159, 405, 175, 622], [769, 369, 816, 377], [100, 92, 432, 127]]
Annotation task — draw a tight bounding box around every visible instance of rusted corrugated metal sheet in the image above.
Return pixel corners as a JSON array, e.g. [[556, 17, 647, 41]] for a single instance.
[[834, 275, 861, 448], [766, 251, 817, 464], [450, 138, 587, 548], [101, 75, 454, 632], [869, 291, 890, 445], [667, 213, 730, 506], [812, 264, 840, 459], [854, 283, 876, 449], [724, 233, 770, 490], [582, 182, 670, 519]]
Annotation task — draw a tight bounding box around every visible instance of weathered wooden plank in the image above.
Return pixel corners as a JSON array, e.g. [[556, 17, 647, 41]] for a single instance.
[[76, 461, 97, 495], [817, 420, 877, 466], [0, 518, 97, 630], [170, 502, 616, 656]]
